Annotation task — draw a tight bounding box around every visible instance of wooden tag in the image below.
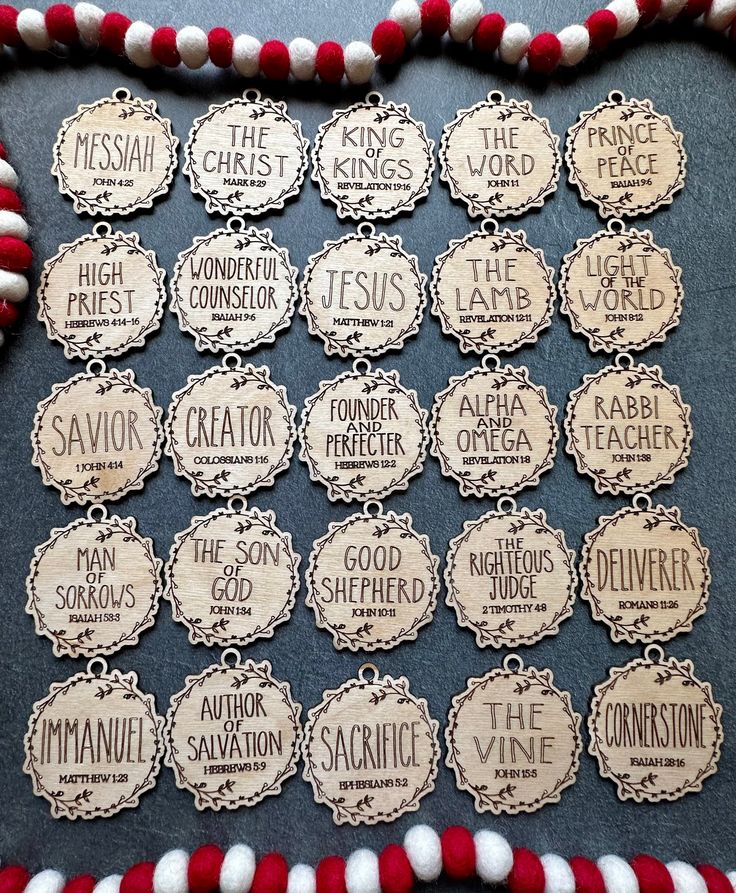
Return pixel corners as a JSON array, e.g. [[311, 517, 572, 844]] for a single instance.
[[299, 360, 428, 503], [311, 91, 434, 221], [183, 89, 308, 217], [445, 497, 576, 648], [302, 663, 439, 825], [300, 222, 426, 358], [430, 219, 556, 355], [564, 355, 692, 495], [31, 361, 163, 506], [52, 88, 178, 217], [26, 505, 162, 658], [559, 220, 683, 353], [430, 357, 558, 497], [165, 355, 296, 498], [164, 651, 302, 811], [306, 501, 439, 652], [164, 497, 300, 647], [439, 91, 561, 218], [565, 91, 687, 219], [446, 656, 582, 814], [580, 494, 710, 643], [170, 218, 297, 354], [23, 658, 164, 819], [37, 223, 166, 360], [588, 645, 723, 802]]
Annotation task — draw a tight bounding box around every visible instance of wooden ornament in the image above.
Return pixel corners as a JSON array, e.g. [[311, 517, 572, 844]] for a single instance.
[[446, 655, 582, 814], [164, 651, 302, 812], [565, 91, 687, 219], [302, 663, 439, 825], [37, 222, 167, 360], [430, 219, 556, 355], [580, 493, 710, 644], [52, 88, 178, 217], [445, 497, 576, 648], [300, 222, 426, 358], [23, 658, 164, 820], [588, 645, 723, 802], [31, 361, 163, 506], [311, 91, 434, 221], [164, 355, 296, 499], [299, 360, 428, 503], [430, 356, 558, 498], [183, 89, 308, 217], [170, 218, 298, 354], [559, 220, 683, 353], [439, 91, 561, 219], [164, 497, 300, 647], [306, 501, 439, 652], [564, 354, 692, 496], [26, 505, 162, 658]]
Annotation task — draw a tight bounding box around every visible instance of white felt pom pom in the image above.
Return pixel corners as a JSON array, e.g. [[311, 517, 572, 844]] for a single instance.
[[542, 855, 575, 893], [220, 846, 255, 893], [390, 0, 422, 38], [0, 211, 28, 240], [289, 37, 317, 80], [0, 269, 30, 303], [344, 40, 376, 83], [74, 3, 104, 45], [26, 871, 65, 893], [727, 871, 736, 892], [659, 0, 688, 18], [450, 0, 484, 42], [232, 34, 261, 77], [17, 9, 52, 51], [598, 855, 639, 893], [346, 849, 379, 893], [667, 863, 708, 893], [288, 865, 316, 893], [0, 159, 18, 190], [404, 825, 442, 883], [704, 0, 736, 27], [124, 21, 155, 68], [607, 0, 641, 35], [499, 22, 531, 64], [94, 877, 121, 893], [177, 26, 209, 69], [153, 850, 189, 893], [474, 830, 513, 885], [557, 24, 590, 65]]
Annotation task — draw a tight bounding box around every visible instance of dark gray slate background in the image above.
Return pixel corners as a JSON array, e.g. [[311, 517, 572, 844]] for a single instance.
[[1, 0, 735, 881]]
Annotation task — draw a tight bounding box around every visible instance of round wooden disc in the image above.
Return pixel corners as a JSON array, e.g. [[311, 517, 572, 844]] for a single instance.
[[580, 495, 710, 643], [430, 359, 558, 498], [306, 504, 439, 651], [559, 221, 683, 353], [588, 647, 723, 802], [439, 91, 561, 218], [183, 89, 308, 217], [37, 224, 166, 360], [565, 91, 686, 219], [445, 499, 576, 648], [31, 363, 163, 506], [431, 221, 556, 354], [299, 362, 428, 503], [165, 358, 296, 498], [302, 665, 439, 825], [311, 92, 434, 221], [164, 656, 302, 812], [446, 657, 582, 814], [165, 500, 300, 647], [23, 661, 164, 819], [300, 223, 426, 358], [564, 358, 692, 495], [26, 506, 162, 658], [52, 88, 178, 217], [170, 220, 298, 354]]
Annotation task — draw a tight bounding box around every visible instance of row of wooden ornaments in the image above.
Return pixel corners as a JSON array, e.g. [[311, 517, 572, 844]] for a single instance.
[[53, 88, 686, 222], [37, 217, 682, 360], [23, 649, 722, 822]]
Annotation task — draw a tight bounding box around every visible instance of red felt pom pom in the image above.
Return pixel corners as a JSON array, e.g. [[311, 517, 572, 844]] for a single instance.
[[120, 863, 154, 893], [372, 19, 406, 64], [527, 31, 562, 73], [637, 0, 661, 24], [62, 877, 96, 893], [441, 826, 476, 880], [586, 9, 618, 49], [151, 27, 181, 66], [0, 5, 20, 47], [259, 40, 290, 79], [698, 865, 734, 893], [569, 857, 606, 893], [473, 12, 505, 51], [208, 27, 233, 67], [0, 187, 23, 213], [631, 856, 675, 893], [316, 41, 345, 82], [188, 846, 224, 893], [45, 4, 78, 44], [316, 856, 347, 893], [0, 867, 30, 893], [251, 854, 288, 893], [0, 143, 5, 160], [421, 0, 451, 37], [0, 236, 31, 272], [681, 0, 711, 17], [99, 12, 131, 55], [508, 849, 546, 893], [379, 845, 414, 893]]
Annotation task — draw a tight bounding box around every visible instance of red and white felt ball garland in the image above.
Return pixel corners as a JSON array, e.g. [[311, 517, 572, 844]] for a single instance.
[[0, 141, 30, 347], [0, 825, 734, 893]]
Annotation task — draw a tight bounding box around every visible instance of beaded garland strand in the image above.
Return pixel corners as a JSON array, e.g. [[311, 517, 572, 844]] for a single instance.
[[0, 141, 30, 346]]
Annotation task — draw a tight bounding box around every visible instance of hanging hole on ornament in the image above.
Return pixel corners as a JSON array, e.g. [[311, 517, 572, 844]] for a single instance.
[[227, 496, 248, 513], [615, 352, 635, 370], [223, 352, 242, 370], [353, 358, 372, 375], [113, 87, 132, 102], [357, 222, 376, 238], [221, 648, 242, 667], [364, 500, 383, 517], [358, 662, 380, 683], [633, 493, 653, 511], [503, 653, 524, 673], [644, 644, 665, 664], [497, 496, 517, 514], [227, 217, 246, 233], [480, 218, 499, 235], [93, 222, 113, 239], [366, 91, 383, 107], [244, 88, 261, 103], [482, 354, 500, 371], [488, 90, 505, 104], [86, 359, 106, 375], [608, 90, 625, 104], [87, 505, 108, 522], [87, 657, 108, 677], [608, 219, 626, 235]]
